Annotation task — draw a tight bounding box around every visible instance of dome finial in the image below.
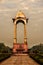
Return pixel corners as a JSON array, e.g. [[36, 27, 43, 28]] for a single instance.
[[15, 10, 26, 18]]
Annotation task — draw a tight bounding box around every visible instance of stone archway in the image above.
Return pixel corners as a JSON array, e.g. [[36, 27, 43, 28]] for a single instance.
[[14, 19, 27, 44], [12, 11, 28, 53]]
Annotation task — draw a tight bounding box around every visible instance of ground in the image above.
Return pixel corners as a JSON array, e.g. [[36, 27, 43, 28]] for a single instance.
[[0, 54, 40, 65]]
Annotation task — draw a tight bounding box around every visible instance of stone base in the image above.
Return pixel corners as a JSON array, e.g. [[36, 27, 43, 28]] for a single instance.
[[13, 43, 28, 54]]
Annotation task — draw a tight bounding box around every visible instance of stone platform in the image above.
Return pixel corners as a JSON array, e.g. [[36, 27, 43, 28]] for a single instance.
[[13, 43, 28, 53]]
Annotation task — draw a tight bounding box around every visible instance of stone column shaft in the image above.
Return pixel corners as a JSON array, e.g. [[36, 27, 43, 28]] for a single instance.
[[24, 24, 27, 43], [14, 23, 17, 43]]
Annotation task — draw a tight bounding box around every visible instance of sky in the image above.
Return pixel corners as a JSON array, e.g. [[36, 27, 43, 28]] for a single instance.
[[0, 0, 43, 48]]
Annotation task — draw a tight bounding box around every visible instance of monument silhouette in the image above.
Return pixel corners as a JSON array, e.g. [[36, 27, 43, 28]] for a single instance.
[[12, 10, 28, 54]]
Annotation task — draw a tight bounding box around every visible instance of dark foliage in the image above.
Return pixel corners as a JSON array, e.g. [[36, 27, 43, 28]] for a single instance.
[[0, 43, 12, 62], [28, 44, 43, 65]]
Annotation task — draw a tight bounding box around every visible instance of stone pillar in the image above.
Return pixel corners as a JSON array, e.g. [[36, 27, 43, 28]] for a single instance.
[[24, 24, 27, 43], [14, 23, 17, 43]]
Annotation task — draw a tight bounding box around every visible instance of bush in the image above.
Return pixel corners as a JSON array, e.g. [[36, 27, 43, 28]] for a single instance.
[[0, 43, 12, 62]]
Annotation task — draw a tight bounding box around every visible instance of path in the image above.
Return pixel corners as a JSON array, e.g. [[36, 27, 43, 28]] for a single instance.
[[0, 54, 40, 65]]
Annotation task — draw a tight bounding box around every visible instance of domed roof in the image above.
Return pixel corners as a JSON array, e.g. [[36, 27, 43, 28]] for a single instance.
[[15, 10, 26, 18]]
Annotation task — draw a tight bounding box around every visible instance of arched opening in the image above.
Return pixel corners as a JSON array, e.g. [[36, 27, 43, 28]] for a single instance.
[[16, 20, 24, 43], [16, 20, 25, 24]]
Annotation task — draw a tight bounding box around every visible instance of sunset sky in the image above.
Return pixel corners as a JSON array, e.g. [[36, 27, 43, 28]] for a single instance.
[[0, 0, 43, 48]]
